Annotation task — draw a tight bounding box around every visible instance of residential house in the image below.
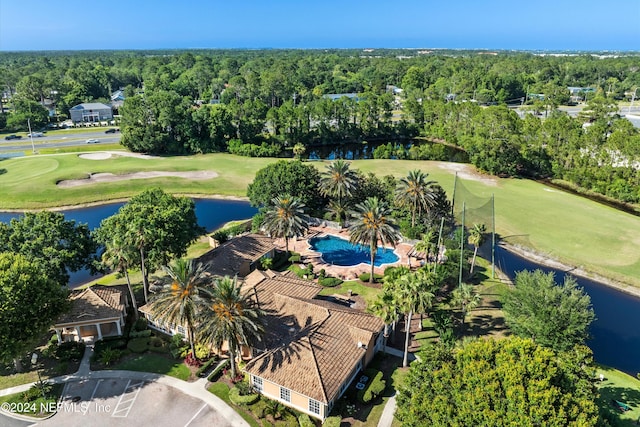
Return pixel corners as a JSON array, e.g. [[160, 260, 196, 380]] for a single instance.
[[69, 102, 113, 123], [243, 270, 384, 421], [139, 233, 276, 334], [53, 285, 128, 343], [199, 233, 276, 278]]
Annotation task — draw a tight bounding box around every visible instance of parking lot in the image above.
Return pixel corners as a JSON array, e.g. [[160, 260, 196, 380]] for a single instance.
[[37, 378, 235, 427]]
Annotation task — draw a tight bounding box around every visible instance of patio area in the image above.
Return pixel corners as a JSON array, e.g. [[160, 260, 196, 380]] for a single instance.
[[273, 225, 420, 281]]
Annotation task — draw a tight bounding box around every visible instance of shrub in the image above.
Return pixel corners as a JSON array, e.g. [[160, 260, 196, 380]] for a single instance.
[[49, 334, 59, 345], [252, 212, 265, 232], [99, 348, 122, 366], [234, 380, 253, 396], [196, 356, 218, 377], [288, 254, 301, 263], [133, 317, 148, 331], [319, 277, 343, 287], [357, 370, 386, 403], [318, 269, 326, 281], [322, 416, 341, 427], [358, 273, 383, 283], [184, 352, 202, 367], [229, 386, 259, 405], [149, 336, 164, 348], [127, 337, 149, 353], [55, 341, 85, 361], [298, 413, 315, 427], [208, 359, 230, 382], [260, 257, 273, 270], [212, 229, 229, 244], [129, 329, 152, 338]]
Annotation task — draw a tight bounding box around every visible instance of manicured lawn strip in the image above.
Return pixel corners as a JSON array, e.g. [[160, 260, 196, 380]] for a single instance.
[[207, 383, 261, 427], [109, 354, 190, 380], [0, 371, 40, 390], [595, 365, 640, 426]]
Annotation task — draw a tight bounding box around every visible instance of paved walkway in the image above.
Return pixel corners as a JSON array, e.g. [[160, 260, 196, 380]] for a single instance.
[[0, 345, 249, 426], [375, 347, 418, 427]]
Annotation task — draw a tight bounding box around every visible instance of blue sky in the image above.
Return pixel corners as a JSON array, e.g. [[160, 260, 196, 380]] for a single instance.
[[0, 0, 638, 51]]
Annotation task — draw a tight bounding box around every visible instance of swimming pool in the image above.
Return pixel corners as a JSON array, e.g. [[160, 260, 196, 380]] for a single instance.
[[309, 235, 399, 267]]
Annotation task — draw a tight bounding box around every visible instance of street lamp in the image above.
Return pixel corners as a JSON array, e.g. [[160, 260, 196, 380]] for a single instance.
[[30, 352, 46, 400]]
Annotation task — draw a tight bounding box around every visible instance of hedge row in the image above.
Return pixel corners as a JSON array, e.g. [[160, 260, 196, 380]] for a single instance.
[[358, 273, 384, 283], [129, 329, 152, 338], [298, 413, 315, 427], [208, 359, 230, 382], [196, 356, 218, 378], [228, 386, 260, 405]]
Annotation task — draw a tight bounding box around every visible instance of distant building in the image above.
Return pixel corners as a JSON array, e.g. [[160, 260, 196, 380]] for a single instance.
[[322, 93, 363, 102], [69, 102, 113, 123]]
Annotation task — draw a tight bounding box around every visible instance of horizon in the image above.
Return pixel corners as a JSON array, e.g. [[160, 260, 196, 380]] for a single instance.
[[1, 0, 638, 52]]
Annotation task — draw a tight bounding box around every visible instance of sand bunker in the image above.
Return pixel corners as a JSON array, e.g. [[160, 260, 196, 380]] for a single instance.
[[435, 161, 498, 186], [78, 151, 159, 160], [57, 171, 218, 187]]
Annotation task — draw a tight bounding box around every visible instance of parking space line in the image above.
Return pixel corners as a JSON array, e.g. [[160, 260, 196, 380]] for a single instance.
[[112, 380, 145, 418], [90, 379, 103, 400], [184, 403, 208, 427]]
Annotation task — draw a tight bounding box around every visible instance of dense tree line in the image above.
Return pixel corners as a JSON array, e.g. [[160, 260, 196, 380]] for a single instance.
[[1, 49, 639, 203]]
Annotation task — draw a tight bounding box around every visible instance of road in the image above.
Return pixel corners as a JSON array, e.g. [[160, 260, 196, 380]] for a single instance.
[[1, 130, 121, 151]]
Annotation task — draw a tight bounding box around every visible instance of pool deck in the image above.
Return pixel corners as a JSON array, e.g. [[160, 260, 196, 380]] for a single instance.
[[274, 225, 419, 280]]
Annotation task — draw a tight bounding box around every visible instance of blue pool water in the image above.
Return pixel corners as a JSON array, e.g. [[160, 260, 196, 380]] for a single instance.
[[309, 235, 399, 267]]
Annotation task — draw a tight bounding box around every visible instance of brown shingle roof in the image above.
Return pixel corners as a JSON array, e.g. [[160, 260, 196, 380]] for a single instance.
[[243, 273, 383, 404], [55, 285, 125, 327], [198, 234, 275, 277]]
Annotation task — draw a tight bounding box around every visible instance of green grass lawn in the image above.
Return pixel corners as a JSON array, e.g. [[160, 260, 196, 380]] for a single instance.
[[207, 383, 261, 427], [2, 153, 640, 287], [318, 280, 382, 307], [596, 366, 640, 426], [109, 354, 190, 380]]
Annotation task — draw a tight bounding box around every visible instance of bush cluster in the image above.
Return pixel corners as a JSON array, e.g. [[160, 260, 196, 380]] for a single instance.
[[319, 277, 343, 287], [228, 385, 259, 405], [322, 416, 341, 427], [208, 359, 230, 382], [196, 355, 218, 377], [298, 413, 315, 427], [358, 273, 383, 283], [127, 337, 149, 353], [129, 329, 152, 338]]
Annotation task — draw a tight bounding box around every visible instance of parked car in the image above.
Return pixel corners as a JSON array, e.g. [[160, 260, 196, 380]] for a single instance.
[[86, 139, 99, 144], [4, 134, 22, 140], [104, 128, 119, 134], [27, 132, 44, 137]]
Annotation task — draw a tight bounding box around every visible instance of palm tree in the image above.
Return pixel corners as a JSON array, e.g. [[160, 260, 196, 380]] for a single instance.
[[147, 258, 209, 358], [262, 195, 308, 254], [199, 276, 265, 378], [101, 236, 139, 319], [368, 290, 400, 353], [319, 159, 358, 224], [395, 170, 437, 228], [349, 197, 401, 284], [468, 223, 486, 275], [392, 270, 436, 367], [451, 283, 481, 329]]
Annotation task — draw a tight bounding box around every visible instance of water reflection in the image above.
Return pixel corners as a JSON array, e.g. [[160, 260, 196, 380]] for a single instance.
[[496, 245, 640, 375]]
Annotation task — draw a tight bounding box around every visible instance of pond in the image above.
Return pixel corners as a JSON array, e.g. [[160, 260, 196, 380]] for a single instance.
[[309, 234, 399, 267], [495, 245, 640, 376], [0, 199, 258, 287], [1, 201, 639, 374]]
